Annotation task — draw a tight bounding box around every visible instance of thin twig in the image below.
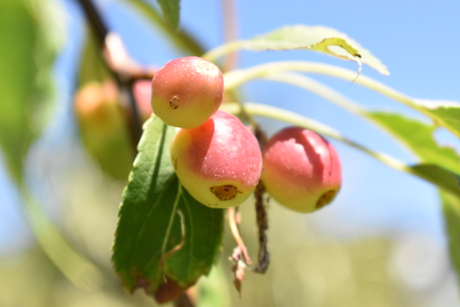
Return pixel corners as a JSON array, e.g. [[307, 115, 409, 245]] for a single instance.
[[252, 180, 270, 273], [76, 0, 108, 45], [227, 207, 252, 264], [75, 0, 145, 149]]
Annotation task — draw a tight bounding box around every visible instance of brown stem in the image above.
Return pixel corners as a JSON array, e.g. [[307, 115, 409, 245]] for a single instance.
[[253, 180, 270, 273], [228, 207, 252, 264], [76, 0, 108, 46], [252, 122, 270, 273], [75, 0, 145, 151]]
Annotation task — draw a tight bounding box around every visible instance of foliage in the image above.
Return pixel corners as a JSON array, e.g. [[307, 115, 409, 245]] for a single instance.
[[1, 0, 459, 306]]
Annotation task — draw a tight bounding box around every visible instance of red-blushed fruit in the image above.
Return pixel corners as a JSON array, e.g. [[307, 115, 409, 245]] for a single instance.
[[261, 127, 342, 213], [151, 56, 223, 129], [170, 110, 262, 208]]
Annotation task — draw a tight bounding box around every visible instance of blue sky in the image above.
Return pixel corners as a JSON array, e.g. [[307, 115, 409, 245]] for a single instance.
[[1, 0, 460, 253]]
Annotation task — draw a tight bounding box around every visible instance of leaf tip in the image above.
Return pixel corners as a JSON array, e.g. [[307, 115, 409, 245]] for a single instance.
[[154, 277, 188, 304]]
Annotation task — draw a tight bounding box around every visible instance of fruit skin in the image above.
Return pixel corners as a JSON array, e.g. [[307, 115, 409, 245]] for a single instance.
[[261, 127, 342, 213], [151, 56, 223, 129], [170, 110, 262, 208]]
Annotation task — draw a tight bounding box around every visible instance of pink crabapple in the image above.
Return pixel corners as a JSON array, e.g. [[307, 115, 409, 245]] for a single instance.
[[151, 56, 224, 129], [170, 110, 262, 208], [261, 126, 342, 213]]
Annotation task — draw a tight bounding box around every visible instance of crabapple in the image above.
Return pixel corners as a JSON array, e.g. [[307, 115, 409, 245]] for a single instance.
[[74, 81, 151, 180], [170, 110, 262, 208], [261, 127, 342, 213], [151, 56, 223, 129], [132, 79, 153, 122]]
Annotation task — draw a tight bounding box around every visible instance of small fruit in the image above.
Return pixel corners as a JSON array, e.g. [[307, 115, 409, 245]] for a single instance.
[[151, 56, 224, 129], [170, 110, 262, 208], [74, 81, 151, 180], [261, 127, 342, 213], [132, 79, 153, 122]]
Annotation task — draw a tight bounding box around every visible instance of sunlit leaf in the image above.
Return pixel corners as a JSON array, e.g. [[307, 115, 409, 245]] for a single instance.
[[368, 112, 460, 175], [409, 164, 460, 198], [157, 0, 180, 29], [112, 116, 224, 303], [0, 0, 60, 183], [205, 25, 389, 75], [255, 72, 460, 177], [412, 99, 460, 139]]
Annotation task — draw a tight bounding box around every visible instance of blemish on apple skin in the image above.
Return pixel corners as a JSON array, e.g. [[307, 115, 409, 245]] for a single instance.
[[169, 95, 180, 109], [316, 189, 337, 209], [210, 185, 238, 200]]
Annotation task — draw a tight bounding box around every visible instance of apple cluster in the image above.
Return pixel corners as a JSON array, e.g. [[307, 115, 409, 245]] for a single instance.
[[151, 56, 261, 208], [151, 56, 343, 212]]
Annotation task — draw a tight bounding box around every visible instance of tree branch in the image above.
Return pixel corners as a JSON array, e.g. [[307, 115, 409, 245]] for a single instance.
[[75, 0, 108, 46], [75, 0, 144, 150]]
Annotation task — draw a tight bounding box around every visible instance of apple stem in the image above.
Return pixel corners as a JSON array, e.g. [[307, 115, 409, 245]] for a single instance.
[[75, 0, 148, 152], [228, 207, 252, 265], [253, 180, 270, 274]]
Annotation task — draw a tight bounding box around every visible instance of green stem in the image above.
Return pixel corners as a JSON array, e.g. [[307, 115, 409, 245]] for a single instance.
[[241, 102, 410, 173], [202, 40, 246, 62], [223, 61, 432, 121], [238, 102, 460, 194], [238, 102, 460, 195], [263, 72, 366, 116]]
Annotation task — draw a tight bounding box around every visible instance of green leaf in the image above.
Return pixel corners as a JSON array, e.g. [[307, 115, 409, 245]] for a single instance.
[[368, 112, 460, 175], [157, 0, 180, 29], [261, 72, 460, 176], [409, 164, 460, 198], [412, 99, 460, 139], [440, 191, 460, 285], [129, 0, 204, 55], [0, 0, 60, 183], [205, 25, 389, 75], [112, 116, 224, 302]]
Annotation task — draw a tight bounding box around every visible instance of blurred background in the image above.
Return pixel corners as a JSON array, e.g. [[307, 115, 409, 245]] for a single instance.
[[1, 0, 460, 306]]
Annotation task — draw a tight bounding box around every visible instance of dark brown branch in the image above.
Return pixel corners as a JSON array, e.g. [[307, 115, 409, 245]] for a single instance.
[[253, 180, 270, 273], [252, 122, 269, 273], [75, 0, 144, 150], [76, 0, 108, 46]]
